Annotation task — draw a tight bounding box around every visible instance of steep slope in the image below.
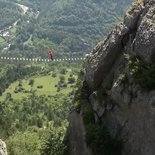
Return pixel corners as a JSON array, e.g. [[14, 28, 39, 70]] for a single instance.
[[70, 0, 155, 155]]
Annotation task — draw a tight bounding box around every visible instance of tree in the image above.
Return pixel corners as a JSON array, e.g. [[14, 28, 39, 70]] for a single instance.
[[7, 131, 41, 155], [40, 126, 66, 155], [5, 93, 12, 101], [59, 76, 65, 83], [60, 68, 67, 75], [29, 79, 34, 88], [68, 77, 76, 84]]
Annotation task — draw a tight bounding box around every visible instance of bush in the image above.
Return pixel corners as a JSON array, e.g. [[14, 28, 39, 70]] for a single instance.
[[23, 90, 30, 93], [18, 87, 24, 92], [6, 92, 12, 100], [62, 83, 67, 88], [69, 74, 73, 77], [14, 90, 19, 93], [59, 76, 65, 83], [18, 82, 22, 87], [68, 77, 76, 84], [57, 87, 60, 92], [37, 85, 43, 89], [60, 68, 67, 74], [81, 97, 122, 155], [29, 79, 34, 87], [52, 72, 57, 77], [126, 55, 155, 90]]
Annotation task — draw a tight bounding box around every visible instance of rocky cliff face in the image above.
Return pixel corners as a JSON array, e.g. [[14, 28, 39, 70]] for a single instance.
[[0, 139, 7, 155], [69, 0, 155, 155]]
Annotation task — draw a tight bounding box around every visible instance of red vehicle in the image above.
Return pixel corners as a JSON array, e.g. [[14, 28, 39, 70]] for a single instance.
[[48, 50, 53, 60]]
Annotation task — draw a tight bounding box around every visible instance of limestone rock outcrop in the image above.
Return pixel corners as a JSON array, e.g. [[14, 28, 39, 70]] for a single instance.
[[71, 0, 155, 155], [131, 2, 155, 62], [68, 112, 92, 155], [0, 139, 7, 155]]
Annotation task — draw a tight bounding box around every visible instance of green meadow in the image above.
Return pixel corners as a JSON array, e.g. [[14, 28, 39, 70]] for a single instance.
[[0, 72, 76, 101], [0, 37, 5, 43]]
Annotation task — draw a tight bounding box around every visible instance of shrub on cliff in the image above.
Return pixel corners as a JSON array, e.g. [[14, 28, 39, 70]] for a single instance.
[[125, 54, 155, 90]]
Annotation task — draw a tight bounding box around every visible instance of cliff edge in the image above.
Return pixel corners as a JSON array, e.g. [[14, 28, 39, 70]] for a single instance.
[[69, 0, 155, 155]]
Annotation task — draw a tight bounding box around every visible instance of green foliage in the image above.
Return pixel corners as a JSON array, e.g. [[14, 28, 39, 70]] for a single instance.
[[7, 131, 41, 155], [0, 90, 71, 154], [52, 72, 57, 77], [68, 77, 76, 84], [82, 101, 122, 155], [126, 55, 155, 90], [0, 1, 21, 29], [0, 64, 42, 95], [60, 68, 67, 75], [29, 79, 34, 87], [0, 62, 78, 154], [59, 75, 65, 83], [37, 85, 43, 89], [40, 125, 67, 155], [73, 78, 90, 112], [85, 124, 122, 155], [118, 73, 128, 85]]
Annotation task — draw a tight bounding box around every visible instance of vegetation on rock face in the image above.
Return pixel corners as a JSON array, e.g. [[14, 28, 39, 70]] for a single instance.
[[73, 74, 90, 112], [82, 102, 122, 155], [86, 124, 122, 155], [125, 54, 155, 90], [73, 70, 122, 155]]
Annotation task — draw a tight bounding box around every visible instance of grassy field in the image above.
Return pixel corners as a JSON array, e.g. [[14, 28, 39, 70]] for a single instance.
[[0, 71, 76, 100], [0, 37, 5, 43], [10, 27, 17, 34]]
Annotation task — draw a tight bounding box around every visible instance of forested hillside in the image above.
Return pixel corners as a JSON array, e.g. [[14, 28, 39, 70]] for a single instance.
[[0, 1, 21, 29], [1, 0, 132, 55]]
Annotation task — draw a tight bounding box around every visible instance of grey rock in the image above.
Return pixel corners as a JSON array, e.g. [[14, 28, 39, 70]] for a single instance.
[[0, 140, 7, 155], [85, 1, 143, 90], [124, 2, 143, 30], [72, 1, 155, 155], [110, 77, 155, 155], [131, 3, 155, 62], [89, 94, 105, 122], [85, 24, 128, 90], [68, 112, 92, 155]]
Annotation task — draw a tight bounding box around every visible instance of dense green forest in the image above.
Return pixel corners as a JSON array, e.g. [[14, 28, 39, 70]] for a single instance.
[[0, 0, 132, 56], [0, 1, 21, 29], [0, 60, 79, 155], [16, 0, 132, 52]]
